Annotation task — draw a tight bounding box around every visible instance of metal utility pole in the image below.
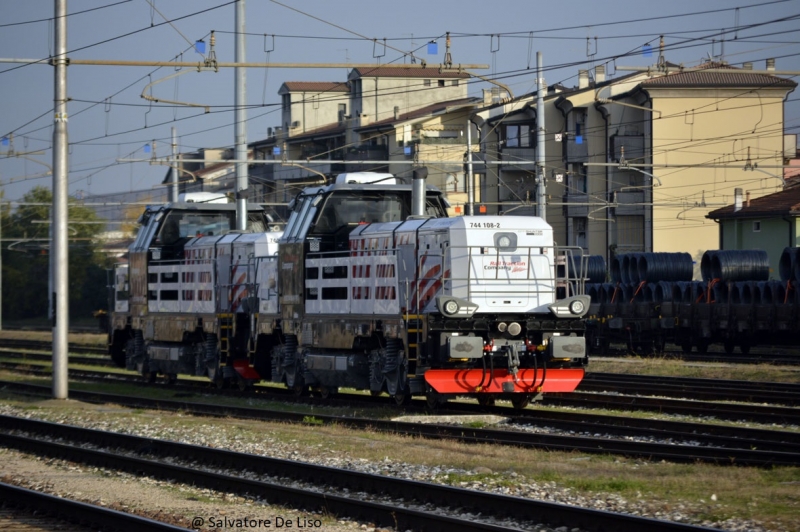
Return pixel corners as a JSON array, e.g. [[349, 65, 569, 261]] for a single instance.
[[466, 121, 474, 216], [170, 127, 178, 202], [234, 0, 248, 230], [52, 0, 69, 399], [536, 51, 546, 221]]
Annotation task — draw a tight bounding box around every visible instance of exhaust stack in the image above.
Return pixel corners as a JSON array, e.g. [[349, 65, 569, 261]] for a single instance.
[[411, 167, 428, 217]]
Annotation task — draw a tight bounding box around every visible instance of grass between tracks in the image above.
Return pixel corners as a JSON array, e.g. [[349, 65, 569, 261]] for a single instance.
[[587, 356, 800, 383], [0, 371, 799, 530]]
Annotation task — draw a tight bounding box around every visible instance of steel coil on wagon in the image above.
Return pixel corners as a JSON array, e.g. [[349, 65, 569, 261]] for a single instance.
[[601, 283, 619, 303], [757, 280, 788, 304], [701, 250, 718, 282], [622, 254, 637, 284], [610, 256, 623, 283], [585, 255, 607, 284], [709, 282, 729, 303], [730, 281, 756, 304], [636, 252, 694, 282], [710, 250, 770, 282], [779, 247, 798, 282]]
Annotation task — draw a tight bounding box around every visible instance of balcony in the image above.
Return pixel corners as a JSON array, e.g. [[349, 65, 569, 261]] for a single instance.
[[562, 135, 588, 163], [498, 147, 536, 171], [610, 134, 645, 163], [614, 190, 645, 216], [562, 192, 589, 217]]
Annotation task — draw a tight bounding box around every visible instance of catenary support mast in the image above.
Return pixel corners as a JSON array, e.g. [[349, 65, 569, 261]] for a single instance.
[[536, 51, 546, 221], [52, 0, 69, 399], [234, 0, 248, 230]]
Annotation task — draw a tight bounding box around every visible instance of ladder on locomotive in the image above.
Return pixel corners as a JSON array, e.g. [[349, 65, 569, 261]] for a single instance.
[[403, 313, 422, 375], [219, 313, 234, 358]]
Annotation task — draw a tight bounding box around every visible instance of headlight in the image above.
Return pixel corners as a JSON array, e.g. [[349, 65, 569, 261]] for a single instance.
[[497, 235, 512, 248], [443, 300, 459, 315], [507, 322, 522, 336], [497, 322, 508, 332], [569, 299, 585, 315]]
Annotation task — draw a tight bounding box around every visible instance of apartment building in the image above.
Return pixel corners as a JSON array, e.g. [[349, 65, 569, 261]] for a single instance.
[[475, 60, 795, 274]]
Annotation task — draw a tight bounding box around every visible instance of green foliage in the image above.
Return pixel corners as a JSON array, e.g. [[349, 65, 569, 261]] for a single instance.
[[302, 415, 324, 426], [1, 186, 112, 322]]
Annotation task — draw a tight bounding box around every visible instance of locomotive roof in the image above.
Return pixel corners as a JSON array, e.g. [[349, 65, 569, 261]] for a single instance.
[[153, 201, 265, 211], [297, 182, 443, 196]]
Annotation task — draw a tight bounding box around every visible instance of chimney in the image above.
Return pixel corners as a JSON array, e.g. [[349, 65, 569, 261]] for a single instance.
[[595, 65, 606, 84], [578, 70, 589, 89], [766, 58, 775, 71], [734, 188, 743, 212], [746, 191, 751, 207], [742, 62, 753, 70], [394, 106, 400, 120]]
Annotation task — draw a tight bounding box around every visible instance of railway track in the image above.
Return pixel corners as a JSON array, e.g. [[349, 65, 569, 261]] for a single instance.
[[0, 339, 106, 355], [580, 372, 800, 405], [591, 346, 800, 366], [2, 380, 798, 467], [0, 414, 723, 532], [0, 482, 187, 531], [3, 346, 800, 407], [0, 353, 800, 425]]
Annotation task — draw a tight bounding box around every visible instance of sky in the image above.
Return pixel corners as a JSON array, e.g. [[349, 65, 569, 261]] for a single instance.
[[0, 0, 798, 204]]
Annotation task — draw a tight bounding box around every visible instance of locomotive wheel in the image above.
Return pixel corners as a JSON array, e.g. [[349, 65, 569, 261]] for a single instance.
[[723, 340, 735, 354], [680, 341, 692, 353], [696, 339, 710, 354], [511, 395, 531, 410], [393, 392, 412, 406], [319, 386, 337, 399], [477, 395, 496, 408], [292, 382, 309, 397], [144, 371, 157, 384], [214, 373, 228, 390], [165, 373, 178, 385], [425, 391, 446, 409], [739, 341, 751, 355]]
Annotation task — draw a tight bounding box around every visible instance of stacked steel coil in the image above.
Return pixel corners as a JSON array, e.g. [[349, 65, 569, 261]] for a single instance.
[[585, 249, 797, 305], [779, 247, 800, 283]]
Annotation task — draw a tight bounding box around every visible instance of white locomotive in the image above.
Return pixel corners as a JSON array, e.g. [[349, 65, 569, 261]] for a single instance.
[[109, 171, 589, 407]]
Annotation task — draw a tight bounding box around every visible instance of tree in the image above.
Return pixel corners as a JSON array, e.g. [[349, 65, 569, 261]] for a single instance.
[[2, 186, 109, 323]]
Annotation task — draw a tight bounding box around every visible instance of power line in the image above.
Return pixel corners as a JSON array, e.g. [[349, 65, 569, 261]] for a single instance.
[[0, 0, 133, 28]]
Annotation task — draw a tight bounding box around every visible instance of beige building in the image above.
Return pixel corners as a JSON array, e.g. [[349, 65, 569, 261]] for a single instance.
[[243, 60, 796, 269], [474, 61, 795, 275], [252, 67, 475, 216]]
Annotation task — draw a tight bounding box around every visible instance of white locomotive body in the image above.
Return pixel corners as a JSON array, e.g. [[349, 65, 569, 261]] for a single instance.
[[109, 172, 589, 406]]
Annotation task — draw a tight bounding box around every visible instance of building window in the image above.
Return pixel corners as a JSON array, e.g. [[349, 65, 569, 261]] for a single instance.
[[616, 215, 644, 252], [573, 217, 587, 249], [424, 79, 431, 86], [451, 80, 459, 86], [753, 221, 761, 232], [504, 124, 532, 148], [438, 80, 445, 87]]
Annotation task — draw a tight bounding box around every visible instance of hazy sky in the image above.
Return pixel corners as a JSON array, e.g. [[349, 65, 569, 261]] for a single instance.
[[1, 0, 798, 202]]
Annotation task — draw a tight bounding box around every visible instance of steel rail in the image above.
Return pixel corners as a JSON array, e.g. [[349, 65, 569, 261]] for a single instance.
[[1, 383, 797, 467], [0, 415, 722, 532], [579, 374, 800, 405], [3, 362, 798, 451], [5, 359, 798, 425], [0, 482, 188, 531]]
